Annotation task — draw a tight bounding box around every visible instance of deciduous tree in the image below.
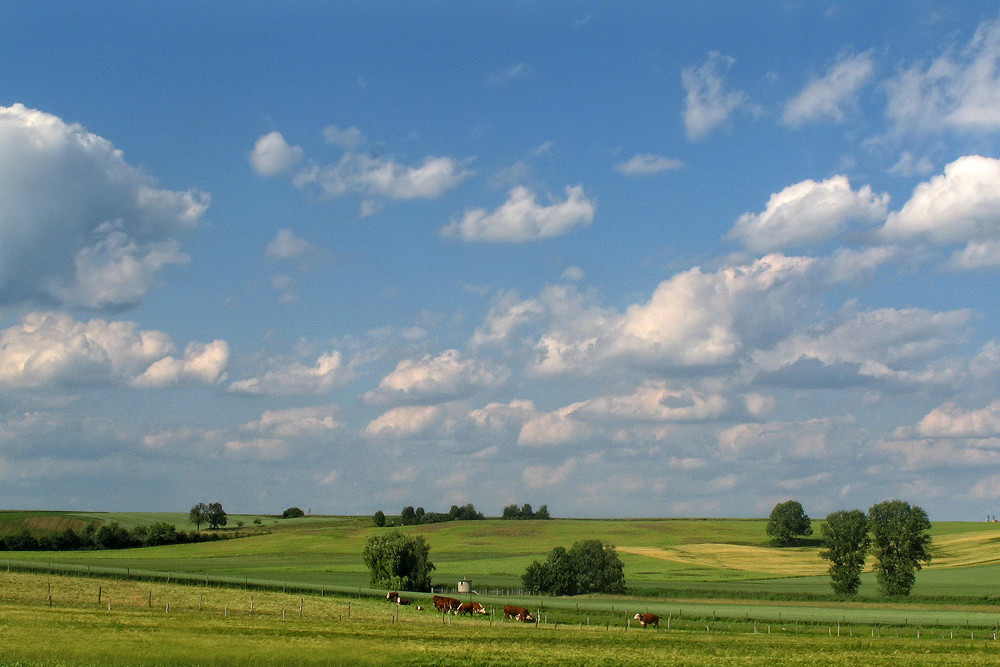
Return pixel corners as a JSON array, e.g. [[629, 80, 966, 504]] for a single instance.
[[361, 531, 435, 591], [868, 499, 931, 596], [767, 500, 813, 547], [819, 509, 870, 595]]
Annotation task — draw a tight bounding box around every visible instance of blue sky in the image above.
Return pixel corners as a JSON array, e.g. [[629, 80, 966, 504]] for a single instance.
[[3, 2, 1000, 520]]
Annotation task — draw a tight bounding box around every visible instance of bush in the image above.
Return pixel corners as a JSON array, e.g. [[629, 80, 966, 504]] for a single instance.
[[282, 507, 305, 519]]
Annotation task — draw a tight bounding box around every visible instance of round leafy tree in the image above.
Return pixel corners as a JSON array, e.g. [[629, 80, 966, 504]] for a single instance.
[[362, 531, 435, 591], [767, 500, 813, 547], [820, 509, 870, 595]]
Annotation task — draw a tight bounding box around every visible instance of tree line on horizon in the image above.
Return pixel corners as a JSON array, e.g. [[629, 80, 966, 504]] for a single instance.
[[0, 521, 225, 552], [767, 498, 933, 597], [372, 502, 551, 527]]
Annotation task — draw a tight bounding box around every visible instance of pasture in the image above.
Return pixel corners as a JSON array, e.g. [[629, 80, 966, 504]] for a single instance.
[[2, 570, 1000, 666]]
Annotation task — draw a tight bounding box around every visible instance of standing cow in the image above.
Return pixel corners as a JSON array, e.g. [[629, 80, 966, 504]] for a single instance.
[[455, 602, 486, 616], [503, 605, 534, 622], [433, 595, 461, 613], [386, 591, 398, 602], [634, 612, 659, 628]]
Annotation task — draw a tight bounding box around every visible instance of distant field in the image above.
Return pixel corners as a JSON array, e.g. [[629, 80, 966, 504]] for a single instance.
[[4, 512, 1000, 603]]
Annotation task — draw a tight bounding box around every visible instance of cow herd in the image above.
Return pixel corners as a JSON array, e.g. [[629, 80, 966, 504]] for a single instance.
[[385, 591, 659, 629]]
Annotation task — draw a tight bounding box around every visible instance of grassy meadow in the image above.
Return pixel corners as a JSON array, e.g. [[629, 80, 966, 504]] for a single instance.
[[4, 512, 1000, 664]]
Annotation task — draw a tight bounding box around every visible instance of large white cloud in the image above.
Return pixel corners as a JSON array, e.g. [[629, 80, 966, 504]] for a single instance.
[[0, 311, 226, 389], [363, 349, 509, 405], [916, 400, 1000, 438], [681, 52, 748, 141], [0, 104, 209, 309], [783, 51, 875, 127], [881, 155, 1000, 245], [729, 175, 889, 253], [442, 185, 595, 243], [885, 18, 1000, 133]]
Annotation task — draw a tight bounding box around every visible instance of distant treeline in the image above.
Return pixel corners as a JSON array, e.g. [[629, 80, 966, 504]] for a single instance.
[[373, 502, 550, 527], [501, 503, 550, 520], [0, 521, 225, 552]]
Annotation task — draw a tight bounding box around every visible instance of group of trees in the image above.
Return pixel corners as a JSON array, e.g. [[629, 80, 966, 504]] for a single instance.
[[0, 521, 223, 552], [188, 502, 228, 530], [769, 498, 932, 597], [521, 540, 626, 596], [501, 504, 550, 520], [373, 504, 485, 527]]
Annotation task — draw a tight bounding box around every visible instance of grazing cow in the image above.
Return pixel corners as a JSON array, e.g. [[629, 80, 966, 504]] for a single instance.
[[433, 595, 461, 613], [503, 605, 534, 622], [386, 591, 398, 602], [455, 602, 486, 616], [633, 613, 659, 628], [396, 597, 411, 606]]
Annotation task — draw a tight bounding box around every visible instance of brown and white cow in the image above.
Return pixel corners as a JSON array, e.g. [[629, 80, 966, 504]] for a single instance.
[[386, 591, 398, 602], [503, 605, 534, 622], [455, 602, 486, 616], [396, 597, 411, 606], [633, 612, 659, 628], [433, 595, 461, 613]]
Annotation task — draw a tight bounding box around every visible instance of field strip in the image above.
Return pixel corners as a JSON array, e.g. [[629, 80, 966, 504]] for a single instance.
[[618, 545, 827, 576], [930, 532, 1000, 568]]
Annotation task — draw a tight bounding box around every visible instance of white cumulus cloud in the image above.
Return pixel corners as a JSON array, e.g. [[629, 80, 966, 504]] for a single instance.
[[442, 185, 595, 243], [250, 131, 304, 176], [227, 351, 347, 395], [364, 349, 509, 405], [729, 175, 889, 253], [0, 104, 209, 309]]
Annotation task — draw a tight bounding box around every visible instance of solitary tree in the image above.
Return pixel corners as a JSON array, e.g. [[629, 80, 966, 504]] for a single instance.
[[767, 500, 813, 546], [189, 503, 209, 530], [373, 510, 386, 527], [281, 507, 305, 519], [819, 509, 870, 595], [207, 502, 228, 529], [868, 499, 932, 596], [400, 506, 417, 525], [361, 531, 435, 591]]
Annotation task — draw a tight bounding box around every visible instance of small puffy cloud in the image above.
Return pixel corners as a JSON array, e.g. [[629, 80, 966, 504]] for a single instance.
[[0, 104, 209, 309], [362, 404, 448, 439], [681, 52, 748, 141], [250, 131, 304, 176], [295, 153, 471, 200], [523, 457, 578, 489], [885, 18, 1000, 133], [615, 154, 684, 176], [950, 240, 1000, 270], [265, 229, 324, 267], [133, 340, 229, 388], [783, 51, 875, 127], [0, 311, 225, 389], [363, 349, 509, 405], [517, 404, 591, 447], [881, 155, 1000, 245], [322, 124, 364, 148], [729, 175, 889, 253], [442, 185, 595, 243], [243, 405, 342, 438], [227, 350, 347, 396], [468, 400, 539, 433], [577, 381, 729, 422]]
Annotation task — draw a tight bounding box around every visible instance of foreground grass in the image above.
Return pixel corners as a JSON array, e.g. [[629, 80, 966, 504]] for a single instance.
[[2, 572, 1000, 666]]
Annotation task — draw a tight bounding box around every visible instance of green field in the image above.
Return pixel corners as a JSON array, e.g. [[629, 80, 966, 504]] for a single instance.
[[4, 512, 1000, 664]]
